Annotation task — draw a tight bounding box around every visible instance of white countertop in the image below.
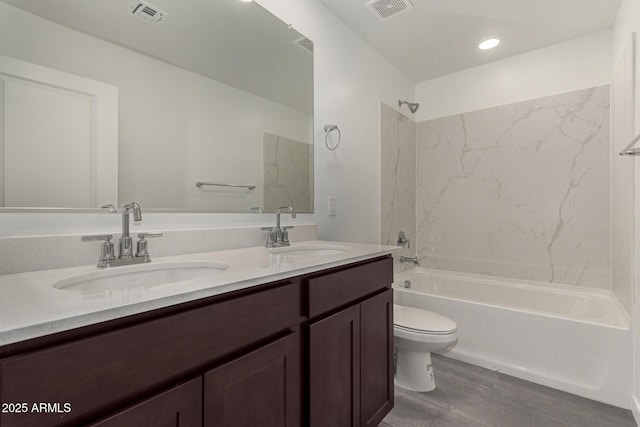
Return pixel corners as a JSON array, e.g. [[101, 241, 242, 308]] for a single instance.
[[0, 240, 398, 347]]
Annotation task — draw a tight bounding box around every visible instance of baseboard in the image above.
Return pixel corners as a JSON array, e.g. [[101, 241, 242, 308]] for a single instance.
[[632, 394, 640, 426]]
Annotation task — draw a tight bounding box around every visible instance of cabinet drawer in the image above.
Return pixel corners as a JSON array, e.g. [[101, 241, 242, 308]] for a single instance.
[[0, 282, 300, 427], [306, 257, 392, 318]]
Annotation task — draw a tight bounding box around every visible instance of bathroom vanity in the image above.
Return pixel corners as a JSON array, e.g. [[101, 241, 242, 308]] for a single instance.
[[0, 242, 394, 427]]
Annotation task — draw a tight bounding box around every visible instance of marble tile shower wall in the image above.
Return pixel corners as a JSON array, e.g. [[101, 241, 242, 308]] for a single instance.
[[416, 86, 611, 288], [381, 103, 416, 273], [611, 36, 635, 316], [263, 133, 313, 213]]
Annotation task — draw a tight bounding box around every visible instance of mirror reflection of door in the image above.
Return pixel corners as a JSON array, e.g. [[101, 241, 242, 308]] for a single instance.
[[0, 55, 118, 208]]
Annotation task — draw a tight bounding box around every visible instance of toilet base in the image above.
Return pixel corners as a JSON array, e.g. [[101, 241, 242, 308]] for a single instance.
[[395, 349, 436, 392]]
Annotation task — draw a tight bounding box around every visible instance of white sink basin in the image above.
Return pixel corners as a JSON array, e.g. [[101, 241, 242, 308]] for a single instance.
[[53, 261, 230, 292], [269, 244, 351, 256]]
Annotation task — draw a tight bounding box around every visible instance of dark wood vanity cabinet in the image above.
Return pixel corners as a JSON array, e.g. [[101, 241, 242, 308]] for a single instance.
[[0, 282, 301, 427], [309, 305, 361, 426], [307, 257, 394, 427], [203, 332, 301, 427], [86, 378, 203, 427], [360, 290, 394, 427], [84, 332, 301, 427], [86, 332, 302, 427], [0, 255, 393, 427]]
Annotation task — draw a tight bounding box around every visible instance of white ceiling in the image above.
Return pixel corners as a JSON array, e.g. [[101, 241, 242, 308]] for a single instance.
[[317, 0, 622, 82]]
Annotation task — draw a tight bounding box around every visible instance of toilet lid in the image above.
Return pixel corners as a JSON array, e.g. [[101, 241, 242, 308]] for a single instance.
[[394, 304, 457, 335]]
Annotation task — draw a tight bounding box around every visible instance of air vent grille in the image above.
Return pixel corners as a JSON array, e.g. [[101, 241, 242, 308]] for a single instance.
[[129, 1, 168, 25], [141, 7, 157, 18], [366, 0, 414, 22]]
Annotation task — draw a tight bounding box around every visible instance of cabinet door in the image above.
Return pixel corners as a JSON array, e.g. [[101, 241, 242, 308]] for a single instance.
[[203, 332, 300, 427], [309, 305, 361, 427], [361, 290, 394, 427], [87, 377, 201, 427], [0, 283, 299, 427]]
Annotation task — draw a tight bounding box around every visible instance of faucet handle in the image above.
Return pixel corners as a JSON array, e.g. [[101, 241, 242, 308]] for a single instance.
[[81, 234, 115, 267], [397, 231, 410, 249], [280, 228, 292, 246], [261, 227, 278, 248], [135, 232, 163, 259]]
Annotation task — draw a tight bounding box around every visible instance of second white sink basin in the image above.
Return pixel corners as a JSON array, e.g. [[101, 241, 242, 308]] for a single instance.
[[53, 261, 230, 292], [269, 244, 351, 256]]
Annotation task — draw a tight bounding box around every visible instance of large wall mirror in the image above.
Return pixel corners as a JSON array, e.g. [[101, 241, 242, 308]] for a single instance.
[[0, 0, 314, 213]]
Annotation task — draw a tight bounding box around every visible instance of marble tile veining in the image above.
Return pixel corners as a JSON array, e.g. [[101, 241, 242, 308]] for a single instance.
[[416, 86, 611, 288], [381, 103, 416, 273], [263, 132, 313, 213]]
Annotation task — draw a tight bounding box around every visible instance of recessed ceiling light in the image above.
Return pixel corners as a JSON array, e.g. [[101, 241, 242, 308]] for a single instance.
[[478, 37, 500, 50], [239, 0, 252, 2]]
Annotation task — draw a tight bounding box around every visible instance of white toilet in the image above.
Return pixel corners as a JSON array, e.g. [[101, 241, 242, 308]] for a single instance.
[[393, 304, 458, 392]]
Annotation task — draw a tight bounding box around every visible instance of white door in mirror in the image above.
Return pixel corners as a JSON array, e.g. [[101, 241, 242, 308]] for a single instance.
[[0, 54, 118, 208]]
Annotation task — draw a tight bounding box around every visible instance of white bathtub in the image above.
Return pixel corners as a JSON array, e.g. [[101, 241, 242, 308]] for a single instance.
[[393, 268, 632, 409]]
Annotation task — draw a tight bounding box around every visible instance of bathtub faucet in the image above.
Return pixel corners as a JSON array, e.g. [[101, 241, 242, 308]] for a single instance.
[[400, 256, 419, 265]]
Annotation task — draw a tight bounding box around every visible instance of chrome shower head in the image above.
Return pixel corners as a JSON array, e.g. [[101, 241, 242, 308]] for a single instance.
[[398, 100, 419, 113]]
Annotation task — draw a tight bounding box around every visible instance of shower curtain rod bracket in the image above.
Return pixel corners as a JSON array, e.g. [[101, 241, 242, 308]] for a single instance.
[[619, 133, 640, 156]]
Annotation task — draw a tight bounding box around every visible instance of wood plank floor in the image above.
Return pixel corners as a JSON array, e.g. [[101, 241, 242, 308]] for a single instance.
[[382, 354, 636, 427]]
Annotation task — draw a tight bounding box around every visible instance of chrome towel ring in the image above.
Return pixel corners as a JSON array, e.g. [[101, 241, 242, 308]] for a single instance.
[[324, 125, 341, 151]]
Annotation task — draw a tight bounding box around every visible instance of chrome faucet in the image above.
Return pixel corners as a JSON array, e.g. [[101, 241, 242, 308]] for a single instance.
[[263, 206, 296, 247], [400, 256, 419, 265], [397, 231, 410, 248], [82, 202, 163, 268], [119, 202, 142, 259], [276, 206, 295, 229]]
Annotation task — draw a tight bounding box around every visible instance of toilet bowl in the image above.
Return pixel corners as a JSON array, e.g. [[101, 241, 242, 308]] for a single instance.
[[394, 304, 457, 392]]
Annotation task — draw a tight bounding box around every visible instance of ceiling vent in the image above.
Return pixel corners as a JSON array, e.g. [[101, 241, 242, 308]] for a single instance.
[[366, 0, 414, 22], [293, 36, 314, 54], [129, 1, 168, 25]]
